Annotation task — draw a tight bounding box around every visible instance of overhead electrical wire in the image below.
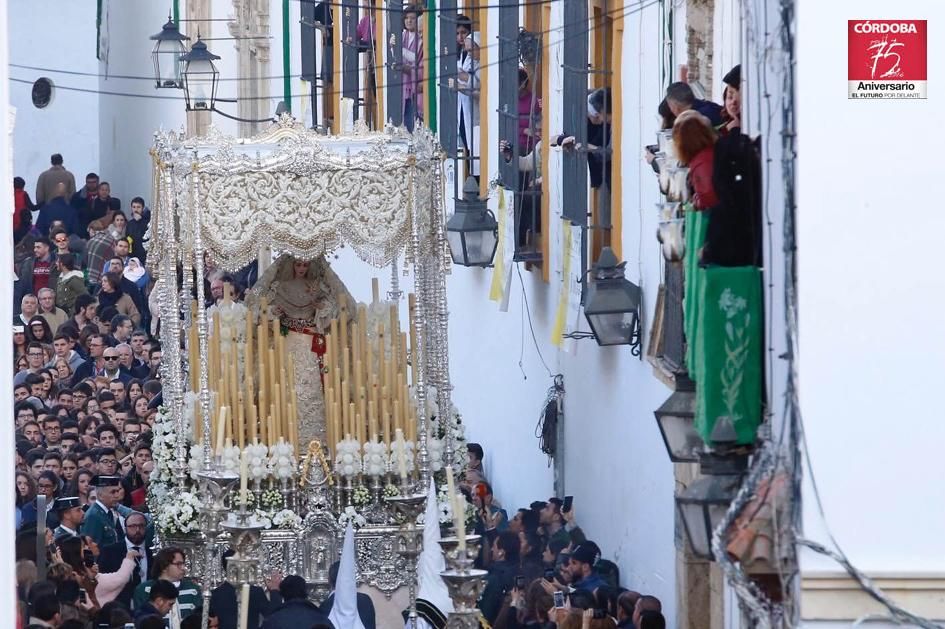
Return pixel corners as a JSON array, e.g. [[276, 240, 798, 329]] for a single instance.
[[8, 0, 658, 95]]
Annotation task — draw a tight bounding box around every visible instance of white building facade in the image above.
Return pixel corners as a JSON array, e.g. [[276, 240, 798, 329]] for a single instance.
[[9, 0, 944, 627]]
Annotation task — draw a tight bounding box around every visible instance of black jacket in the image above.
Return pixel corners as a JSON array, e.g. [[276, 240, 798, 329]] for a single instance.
[[211, 582, 282, 629], [320, 591, 376, 629], [98, 539, 154, 608], [261, 599, 334, 629], [478, 559, 517, 624]]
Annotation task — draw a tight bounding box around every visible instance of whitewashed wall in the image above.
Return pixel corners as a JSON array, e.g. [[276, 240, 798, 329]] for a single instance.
[[8, 0, 102, 196], [796, 0, 945, 625]]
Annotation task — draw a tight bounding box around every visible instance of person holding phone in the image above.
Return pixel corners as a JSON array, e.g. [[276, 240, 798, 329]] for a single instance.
[[478, 532, 520, 624], [567, 542, 606, 591], [473, 482, 508, 533]]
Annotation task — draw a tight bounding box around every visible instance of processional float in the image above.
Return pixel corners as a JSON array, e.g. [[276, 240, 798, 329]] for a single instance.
[[147, 116, 486, 627]]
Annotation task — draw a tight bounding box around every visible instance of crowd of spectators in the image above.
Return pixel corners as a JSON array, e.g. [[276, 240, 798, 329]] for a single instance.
[[461, 443, 666, 629], [11, 156, 666, 629]]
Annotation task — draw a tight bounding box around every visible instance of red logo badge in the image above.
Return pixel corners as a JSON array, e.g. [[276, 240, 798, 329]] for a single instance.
[[848, 20, 927, 99]]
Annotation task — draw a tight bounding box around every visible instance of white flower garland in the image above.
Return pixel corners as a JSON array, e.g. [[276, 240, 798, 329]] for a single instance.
[[388, 439, 416, 476], [362, 441, 389, 476], [245, 442, 271, 481], [334, 438, 363, 477], [269, 441, 297, 480]]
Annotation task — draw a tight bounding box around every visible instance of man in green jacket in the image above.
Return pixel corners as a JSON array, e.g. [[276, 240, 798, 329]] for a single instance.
[[81, 475, 142, 547], [133, 546, 202, 620]]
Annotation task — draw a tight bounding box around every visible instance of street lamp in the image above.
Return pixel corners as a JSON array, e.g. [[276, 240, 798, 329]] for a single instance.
[[180, 38, 221, 111], [654, 387, 702, 463], [446, 177, 498, 267], [675, 474, 740, 561], [150, 14, 189, 89], [583, 247, 642, 352]]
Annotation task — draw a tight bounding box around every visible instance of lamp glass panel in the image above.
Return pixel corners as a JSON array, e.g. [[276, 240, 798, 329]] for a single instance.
[[679, 502, 711, 558], [661, 415, 701, 460], [446, 231, 466, 265], [587, 311, 635, 345], [185, 59, 216, 108], [154, 39, 184, 87]]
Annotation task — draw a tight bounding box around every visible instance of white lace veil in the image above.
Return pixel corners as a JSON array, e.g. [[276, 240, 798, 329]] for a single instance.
[[246, 253, 355, 322]]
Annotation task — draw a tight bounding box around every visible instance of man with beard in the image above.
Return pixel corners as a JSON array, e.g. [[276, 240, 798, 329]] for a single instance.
[[98, 510, 152, 608]]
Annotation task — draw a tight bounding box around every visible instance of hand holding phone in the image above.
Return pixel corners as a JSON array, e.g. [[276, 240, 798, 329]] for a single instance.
[[553, 591, 566, 609], [562, 495, 573, 514]]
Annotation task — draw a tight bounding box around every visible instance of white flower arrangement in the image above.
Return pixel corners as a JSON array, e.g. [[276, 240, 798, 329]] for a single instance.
[[388, 439, 416, 476], [253, 509, 273, 530], [188, 443, 204, 480], [156, 489, 203, 536], [362, 441, 389, 476], [260, 489, 283, 511], [208, 301, 249, 343], [334, 438, 363, 477], [383, 484, 400, 498], [269, 441, 296, 480], [271, 509, 303, 530], [221, 443, 241, 475], [245, 442, 271, 481], [338, 506, 367, 529], [427, 437, 445, 473], [351, 485, 371, 507]]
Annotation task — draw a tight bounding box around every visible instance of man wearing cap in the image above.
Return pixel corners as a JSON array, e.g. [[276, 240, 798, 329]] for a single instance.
[[81, 475, 140, 547], [54, 496, 85, 542], [568, 541, 606, 591]]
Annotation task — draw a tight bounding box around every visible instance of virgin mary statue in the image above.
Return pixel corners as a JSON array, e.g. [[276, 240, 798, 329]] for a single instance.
[[248, 254, 354, 448]]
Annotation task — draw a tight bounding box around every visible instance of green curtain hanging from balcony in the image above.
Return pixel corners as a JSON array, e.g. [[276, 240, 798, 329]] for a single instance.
[[692, 265, 763, 445], [684, 209, 708, 376]]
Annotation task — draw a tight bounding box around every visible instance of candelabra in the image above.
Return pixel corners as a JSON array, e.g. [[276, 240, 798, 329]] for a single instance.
[[222, 502, 266, 629], [439, 535, 488, 629], [385, 491, 427, 628], [195, 465, 240, 629]]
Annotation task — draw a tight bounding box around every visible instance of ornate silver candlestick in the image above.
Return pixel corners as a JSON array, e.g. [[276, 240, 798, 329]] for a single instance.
[[195, 466, 240, 629], [385, 492, 427, 628], [437, 535, 482, 568], [438, 535, 488, 629]]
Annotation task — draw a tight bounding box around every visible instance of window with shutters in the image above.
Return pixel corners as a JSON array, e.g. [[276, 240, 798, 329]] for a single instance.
[[497, 0, 543, 265]]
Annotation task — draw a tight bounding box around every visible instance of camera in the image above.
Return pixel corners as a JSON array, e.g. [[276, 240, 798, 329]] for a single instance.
[[514, 575, 525, 590], [83, 549, 95, 568], [543, 568, 556, 583]]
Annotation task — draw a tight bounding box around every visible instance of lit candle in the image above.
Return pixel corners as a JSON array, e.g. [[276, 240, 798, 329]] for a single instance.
[[238, 583, 250, 629]]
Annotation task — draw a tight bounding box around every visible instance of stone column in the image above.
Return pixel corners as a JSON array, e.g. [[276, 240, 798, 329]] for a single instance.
[[186, 0, 212, 137]]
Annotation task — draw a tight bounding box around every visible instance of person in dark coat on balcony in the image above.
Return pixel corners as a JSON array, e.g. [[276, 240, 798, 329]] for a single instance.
[[665, 81, 723, 127]]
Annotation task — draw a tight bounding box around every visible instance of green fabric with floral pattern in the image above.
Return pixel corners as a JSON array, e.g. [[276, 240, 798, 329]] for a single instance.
[[693, 266, 763, 445]]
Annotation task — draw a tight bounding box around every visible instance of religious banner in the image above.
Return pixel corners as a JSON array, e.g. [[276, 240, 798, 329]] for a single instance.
[[488, 187, 514, 311], [693, 266, 763, 446]]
